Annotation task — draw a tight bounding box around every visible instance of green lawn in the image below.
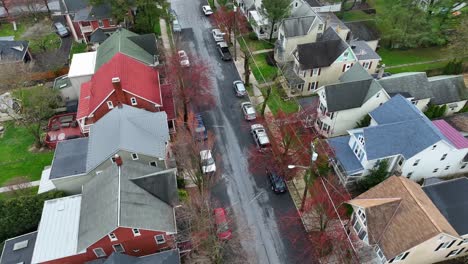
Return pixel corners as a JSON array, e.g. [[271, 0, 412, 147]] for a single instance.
[[238, 36, 274, 52], [154, 21, 162, 36], [28, 33, 62, 53], [387, 58, 468, 74], [70, 42, 88, 56], [0, 123, 54, 187], [342, 10, 375, 22], [260, 86, 299, 115], [378, 46, 453, 66], [250, 53, 278, 83], [0, 21, 27, 39]]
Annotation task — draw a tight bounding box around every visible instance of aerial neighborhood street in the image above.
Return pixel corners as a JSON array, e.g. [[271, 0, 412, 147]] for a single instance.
[[0, 0, 467, 264]]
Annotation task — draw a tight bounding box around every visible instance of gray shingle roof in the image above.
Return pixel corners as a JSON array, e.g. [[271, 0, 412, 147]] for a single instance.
[[281, 16, 316, 38], [427, 75, 468, 105], [423, 177, 468, 235], [0, 231, 37, 264], [325, 79, 383, 112], [305, 0, 321, 7], [345, 20, 380, 41], [295, 28, 348, 69], [377, 72, 433, 100], [89, 28, 109, 44], [339, 63, 372, 83], [78, 162, 177, 251], [50, 137, 89, 179], [86, 105, 170, 172], [0, 40, 29, 63], [365, 95, 447, 160], [350, 40, 381, 61]]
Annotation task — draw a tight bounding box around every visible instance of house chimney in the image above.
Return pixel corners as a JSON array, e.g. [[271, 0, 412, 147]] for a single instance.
[[111, 77, 126, 106], [114, 154, 123, 166], [377, 64, 385, 79]]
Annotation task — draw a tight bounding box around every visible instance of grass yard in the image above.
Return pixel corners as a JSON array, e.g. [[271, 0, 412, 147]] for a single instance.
[[238, 36, 274, 52], [28, 33, 61, 53], [0, 122, 54, 187], [0, 21, 27, 39], [70, 42, 88, 56], [154, 21, 162, 36], [342, 10, 375, 22], [260, 86, 299, 115], [386, 58, 468, 75], [378, 46, 454, 66], [250, 53, 278, 83]]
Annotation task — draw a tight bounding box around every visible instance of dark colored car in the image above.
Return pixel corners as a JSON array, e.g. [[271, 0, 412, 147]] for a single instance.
[[233, 80, 247, 97], [195, 114, 208, 141], [266, 169, 287, 194], [217, 41, 232, 61]]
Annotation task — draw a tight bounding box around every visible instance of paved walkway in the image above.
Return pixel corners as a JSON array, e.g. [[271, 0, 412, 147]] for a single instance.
[[0, 180, 40, 193], [159, 18, 172, 52], [252, 48, 274, 55]]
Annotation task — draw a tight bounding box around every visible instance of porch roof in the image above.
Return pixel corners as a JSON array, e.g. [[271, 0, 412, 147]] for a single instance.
[[328, 136, 364, 175], [249, 10, 269, 26]]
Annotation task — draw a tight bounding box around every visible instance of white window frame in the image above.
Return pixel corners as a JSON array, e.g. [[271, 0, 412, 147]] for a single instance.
[[446, 248, 464, 258], [132, 228, 141, 236], [458, 238, 468, 246], [112, 243, 125, 253], [155, 234, 166, 244], [462, 163, 467, 169], [362, 61, 370, 69], [433, 168, 439, 173], [437, 240, 456, 251], [312, 68, 320, 76], [375, 246, 386, 263], [108, 233, 117, 241], [98, 19, 104, 27], [441, 153, 447, 160], [131, 153, 139, 160], [107, 101, 114, 109], [93, 247, 106, 258], [445, 165, 450, 170], [130, 97, 137, 106]]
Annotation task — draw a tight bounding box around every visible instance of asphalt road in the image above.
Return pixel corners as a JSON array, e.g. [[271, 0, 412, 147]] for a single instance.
[[169, 1, 316, 263]]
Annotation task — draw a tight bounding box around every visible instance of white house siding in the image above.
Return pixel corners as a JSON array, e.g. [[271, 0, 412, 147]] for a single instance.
[[69, 74, 92, 101], [440, 100, 468, 116], [402, 140, 468, 181], [413, 98, 431, 112], [359, 58, 380, 75], [365, 40, 379, 51], [385, 234, 468, 264]]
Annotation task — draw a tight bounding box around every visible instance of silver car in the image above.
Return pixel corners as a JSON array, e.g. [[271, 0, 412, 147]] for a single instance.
[[54, 22, 69, 38], [212, 29, 225, 42], [233, 80, 247, 97], [241, 102, 256, 120]]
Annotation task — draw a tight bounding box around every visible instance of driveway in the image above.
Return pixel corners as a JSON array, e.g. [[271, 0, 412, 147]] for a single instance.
[[169, 0, 316, 263]]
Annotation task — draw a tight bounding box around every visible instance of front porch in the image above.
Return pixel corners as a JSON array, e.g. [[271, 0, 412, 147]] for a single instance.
[[328, 136, 364, 188], [278, 62, 305, 97]]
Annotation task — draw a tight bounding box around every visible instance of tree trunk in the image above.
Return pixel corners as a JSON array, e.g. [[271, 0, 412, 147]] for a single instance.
[[244, 54, 250, 85], [261, 86, 271, 116], [1, 0, 10, 18], [43, 0, 51, 15], [268, 21, 276, 42]]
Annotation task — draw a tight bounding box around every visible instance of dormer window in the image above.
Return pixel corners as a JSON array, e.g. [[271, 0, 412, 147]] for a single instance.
[[358, 135, 365, 146], [107, 101, 114, 109], [343, 51, 349, 57]]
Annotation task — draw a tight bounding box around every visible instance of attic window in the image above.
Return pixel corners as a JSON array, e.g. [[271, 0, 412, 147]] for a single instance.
[[107, 101, 114, 109], [130, 97, 137, 105], [155, 234, 166, 244], [131, 153, 139, 160], [108, 233, 117, 241], [149, 161, 157, 167], [132, 228, 141, 236], [93, 248, 106, 258], [318, 24, 323, 31], [13, 240, 28, 251]]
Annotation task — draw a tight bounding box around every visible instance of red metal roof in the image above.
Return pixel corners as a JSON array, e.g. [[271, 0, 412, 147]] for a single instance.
[[433, 120, 468, 149], [77, 53, 161, 119], [161, 83, 175, 120]]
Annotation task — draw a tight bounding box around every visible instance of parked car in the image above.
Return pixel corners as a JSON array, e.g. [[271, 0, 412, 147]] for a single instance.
[[173, 19, 182, 32], [213, 208, 232, 240], [241, 102, 256, 120], [200, 150, 216, 174], [250, 124, 270, 151], [212, 28, 225, 42], [266, 168, 287, 194], [233, 80, 247, 97], [178, 50, 190, 67], [195, 114, 208, 141], [216, 41, 232, 61], [54, 22, 69, 37], [202, 5, 213, 15]]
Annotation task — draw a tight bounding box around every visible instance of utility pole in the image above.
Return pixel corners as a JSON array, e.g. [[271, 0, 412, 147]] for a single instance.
[[300, 142, 318, 212], [233, 4, 237, 61]]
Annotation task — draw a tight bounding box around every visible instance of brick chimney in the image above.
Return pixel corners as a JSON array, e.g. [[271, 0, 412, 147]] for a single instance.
[[114, 154, 123, 167], [112, 77, 126, 106]]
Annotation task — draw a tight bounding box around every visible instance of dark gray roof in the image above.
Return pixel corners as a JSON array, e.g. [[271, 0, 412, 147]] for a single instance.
[[324, 79, 383, 112], [127, 34, 158, 56], [64, 0, 112, 21], [428, 75, 468, 105], [339, 63, 372, 83], [423, 177, 468, 235], [281, 16, 316, 38], [328, 136, 364, 175], [86, 250, 180, 264], [305, 0, 321, 7], [78, 162, 177, 251], [345, 21, 380, 41], [378, 72, 433, 100], [0, 40, 29, 63], [62, 0, 87, 12], [0, 231, 37, 264], [90, 28, 110, 44], [350, 40, 381, 60], [295, 28, 348, 69], [49, 137, 89, 179], [86, 105, 170, 172]]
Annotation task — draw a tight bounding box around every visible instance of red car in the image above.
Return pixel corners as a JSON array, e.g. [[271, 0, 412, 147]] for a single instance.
[[213, 208, 232, 240]]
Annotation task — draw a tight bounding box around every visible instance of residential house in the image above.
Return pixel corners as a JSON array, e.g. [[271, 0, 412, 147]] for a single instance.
[[347, 176, 468, 264], [42, 105, 171, 194], [296, 0, 341, 13], [314, 65, 389, 137], [344, 20, 380, 51], [442, 112, 468, 137], [0, 40, 31, 64], [54, 29, 160, 103], [0, 231, 38, 264], [76, 53, 174, 134], [328, 95, 468, 187], [377, 73, 468, 115], [283, 27, 380, 96], [57, 0, 118, 43], [2, 160, 179, 264]]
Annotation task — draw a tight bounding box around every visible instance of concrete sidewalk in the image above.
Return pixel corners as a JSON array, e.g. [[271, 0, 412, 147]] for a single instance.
[[159, 18, 172, 52], [0, 180, 40, 193]]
